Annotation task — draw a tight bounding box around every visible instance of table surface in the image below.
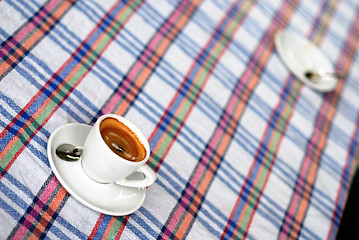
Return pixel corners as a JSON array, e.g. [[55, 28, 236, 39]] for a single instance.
[[1, 0, 359, 239]]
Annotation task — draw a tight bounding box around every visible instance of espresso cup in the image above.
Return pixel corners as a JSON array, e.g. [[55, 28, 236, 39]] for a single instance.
[[81, 114, 157, 188]]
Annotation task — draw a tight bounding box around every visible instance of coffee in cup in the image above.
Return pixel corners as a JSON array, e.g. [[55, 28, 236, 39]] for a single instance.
[[100, 117, 146, 162]]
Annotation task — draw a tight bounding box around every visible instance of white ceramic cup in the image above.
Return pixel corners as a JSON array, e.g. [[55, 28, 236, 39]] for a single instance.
[[81, 114, 157, 188]]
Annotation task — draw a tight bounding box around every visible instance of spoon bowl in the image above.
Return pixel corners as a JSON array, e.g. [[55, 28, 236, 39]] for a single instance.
[[56, 144, 82, 161]]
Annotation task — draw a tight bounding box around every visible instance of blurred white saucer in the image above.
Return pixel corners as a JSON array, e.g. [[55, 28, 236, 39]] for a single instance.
[[275, 30, 337, 92]]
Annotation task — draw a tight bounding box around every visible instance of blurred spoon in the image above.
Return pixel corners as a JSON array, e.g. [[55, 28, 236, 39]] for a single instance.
[[305, 70, 346, 83], [56, 144, 82, 161]]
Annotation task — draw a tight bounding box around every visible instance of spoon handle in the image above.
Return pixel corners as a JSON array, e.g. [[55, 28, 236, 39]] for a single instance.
[[305, 71, 346, 83], [314, 72, 346, 78], [331, 73, 346, 78]]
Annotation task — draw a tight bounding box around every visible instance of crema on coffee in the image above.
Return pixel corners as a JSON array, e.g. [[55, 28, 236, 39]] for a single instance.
[[100, 117, 146, 162]]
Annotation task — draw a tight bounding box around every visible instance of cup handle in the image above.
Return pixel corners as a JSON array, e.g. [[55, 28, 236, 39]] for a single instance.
[[115, 164, 157, 188]]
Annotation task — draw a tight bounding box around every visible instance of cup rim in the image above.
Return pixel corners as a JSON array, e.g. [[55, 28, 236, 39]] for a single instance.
[[94, 114, 150, 164]]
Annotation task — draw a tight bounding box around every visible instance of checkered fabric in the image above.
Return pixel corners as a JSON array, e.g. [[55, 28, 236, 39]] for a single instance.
[[1, 0, 359, 239]]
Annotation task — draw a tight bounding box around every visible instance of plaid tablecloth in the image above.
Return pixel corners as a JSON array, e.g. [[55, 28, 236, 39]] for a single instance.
[[1, 0, 359, 239]]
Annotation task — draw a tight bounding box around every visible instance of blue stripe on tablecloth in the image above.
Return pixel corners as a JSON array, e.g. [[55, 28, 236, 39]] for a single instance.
[[0, 94, 50, 162], [0, 0, 77, 80], [129, 97, 325, 239], [211, 0, 232, 10], [4, 0, 354, 131], [0, 29, 100, 120], [0, 0, 217, 236], [0, 1, 147, 150], [278, 2, 359, 235], [0, 181, 32, 212], [135, 68, 350, 180], [1, 172, 88, 239], [92, 0, 346, 236], [156, 160, 322, 240], [131, 40, 344, 236], [0, 91, 49, 140], [338, 95, 359, 122], [136, 80, 344, 225], [125, 219, 151, 239], [0, 109, 323, 239], [4, 0, 354, 129], [0, 53, 348, 225], [0, 30, 99, 121], [87, 0, 262, 106], [237, 112, 341, 211], [0, 65, 346, 234], [138, 207, 164, 231], [332, 115, 359, 228], [0, 182, 69, 240], [38, 200, 70, 239], [0, 57, 94, 125], [130, 213, 160, 238], [0, 198, 71, 240], [0, 197, 22, 224], [91, 215, 114, 239], [0, 92, 51, 141], [8, 173, 68, 239], [3, 0, 130, 102], [289, 3, 354, 65], [3, 0, 287, 128], [0, 101, 336, 238], [0, 0, 358, 238], [152, 173, 227, 238], [214, 162, 322, 239], [2, 0, 233, 122]]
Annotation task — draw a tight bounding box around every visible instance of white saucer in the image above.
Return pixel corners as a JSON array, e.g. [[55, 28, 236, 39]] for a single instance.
[[47, 123, 146, 216], [275, 30, 337, 92]]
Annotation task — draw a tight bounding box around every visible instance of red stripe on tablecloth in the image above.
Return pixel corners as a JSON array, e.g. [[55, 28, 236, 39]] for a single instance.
[[279, 5, 359, 239], [0, 0, 75, 79], [0, 0, 143, 176], [154, 1, 301, 239], [90, 1, 204, 238], [223, 0, 343, 238]]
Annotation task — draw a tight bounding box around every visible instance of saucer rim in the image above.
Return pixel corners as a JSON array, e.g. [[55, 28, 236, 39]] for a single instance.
[[47, 122, 146, 216], [275, 30, 337, 92]]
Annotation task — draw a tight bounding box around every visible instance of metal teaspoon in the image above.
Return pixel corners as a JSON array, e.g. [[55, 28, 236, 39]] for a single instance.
[[305, 70, 346, 83], [56, 144, 82, 161]]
